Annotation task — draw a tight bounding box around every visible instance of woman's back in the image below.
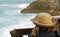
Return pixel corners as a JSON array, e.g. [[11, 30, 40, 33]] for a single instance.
[[28, 28, 59, 37], [36, 28, 56, 37]]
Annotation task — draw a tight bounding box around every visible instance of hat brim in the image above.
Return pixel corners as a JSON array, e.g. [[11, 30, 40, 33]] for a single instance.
[[32, 19, 56, 27]]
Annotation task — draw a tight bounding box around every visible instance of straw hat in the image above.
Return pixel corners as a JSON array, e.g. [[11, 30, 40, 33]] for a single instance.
[[32, 13, 56, 27]]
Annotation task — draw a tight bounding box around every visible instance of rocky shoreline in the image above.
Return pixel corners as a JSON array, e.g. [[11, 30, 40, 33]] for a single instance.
[[21, 0, 60, 16]]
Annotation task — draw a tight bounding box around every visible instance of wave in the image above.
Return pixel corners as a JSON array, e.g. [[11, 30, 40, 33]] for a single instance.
[[0, 4, 29, 9], [0, 4, 30, 15], [5, 10, 21, 15], [0, 21, 35, 37]]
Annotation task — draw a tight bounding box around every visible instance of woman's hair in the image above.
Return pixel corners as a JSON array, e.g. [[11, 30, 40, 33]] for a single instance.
[[32, 25, 59, 36], [32, 18, 59, 36]]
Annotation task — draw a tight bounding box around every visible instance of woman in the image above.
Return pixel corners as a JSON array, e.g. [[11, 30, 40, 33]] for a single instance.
[[28, 13, 59, 37]]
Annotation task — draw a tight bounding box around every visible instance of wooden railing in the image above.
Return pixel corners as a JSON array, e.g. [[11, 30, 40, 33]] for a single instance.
[[10, 28, 33, 37]]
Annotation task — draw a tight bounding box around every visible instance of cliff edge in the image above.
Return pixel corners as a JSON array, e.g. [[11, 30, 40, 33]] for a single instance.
[[21, 0, 60, 16]]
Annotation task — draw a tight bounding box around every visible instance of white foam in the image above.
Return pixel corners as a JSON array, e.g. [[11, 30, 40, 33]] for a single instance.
[[17, 4, 29, 8], [0, 4, 29, 8], [0, 21, 35, 37], [4, 4, 30, 14], [0, 28, 9, 37], [0, 30, 11, 37], [5, 10, 21, 15]]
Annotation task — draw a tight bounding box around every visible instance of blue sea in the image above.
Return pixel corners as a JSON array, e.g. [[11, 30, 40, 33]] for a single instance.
[[0, 0, 36, 37]]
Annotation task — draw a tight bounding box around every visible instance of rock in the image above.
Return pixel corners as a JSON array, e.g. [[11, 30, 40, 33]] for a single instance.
[[21, 0, 60, 16]]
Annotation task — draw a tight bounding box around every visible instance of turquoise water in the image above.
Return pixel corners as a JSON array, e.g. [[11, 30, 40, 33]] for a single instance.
[[0, 0, 36, 4], [0, 13, 36, 37], [0, 0, 36, 37]]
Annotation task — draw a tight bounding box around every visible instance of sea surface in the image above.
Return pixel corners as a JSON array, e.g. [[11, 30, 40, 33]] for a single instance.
[[0, 0, 36, 37]]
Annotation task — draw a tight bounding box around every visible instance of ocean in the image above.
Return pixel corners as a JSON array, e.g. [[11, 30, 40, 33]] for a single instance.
[[0, 0, 36, 37]]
